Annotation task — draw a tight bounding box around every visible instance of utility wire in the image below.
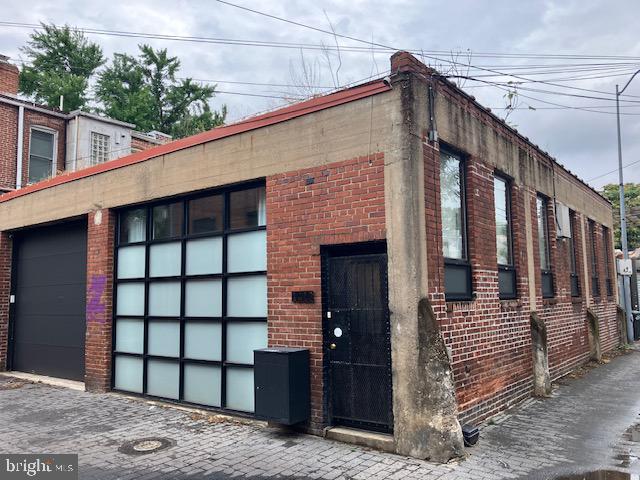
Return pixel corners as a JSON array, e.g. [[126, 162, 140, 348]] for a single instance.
[[6, 15, 640, 62], [450, 75, 640, 104], [212, 1, 640, 101], [586, 159, 640, 182], [4, 19, 640, 96], [457, 76, 640, 115]]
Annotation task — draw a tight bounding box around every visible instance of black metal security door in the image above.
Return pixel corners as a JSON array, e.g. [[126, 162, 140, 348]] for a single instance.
[[10, 221, 87, 381], [324, 246, 393, 433]]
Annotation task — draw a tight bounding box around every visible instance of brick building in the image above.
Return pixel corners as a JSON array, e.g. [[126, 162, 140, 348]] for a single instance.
[[0, 52, 620, 461], [0, 55, 166, 193], [131, 131, 173, 152]]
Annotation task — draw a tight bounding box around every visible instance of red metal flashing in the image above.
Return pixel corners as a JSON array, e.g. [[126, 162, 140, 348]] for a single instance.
[[0, 80, 391, 204]]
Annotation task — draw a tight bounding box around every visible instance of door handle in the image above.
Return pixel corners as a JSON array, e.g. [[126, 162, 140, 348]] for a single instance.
[[329, 343, 337, 350]]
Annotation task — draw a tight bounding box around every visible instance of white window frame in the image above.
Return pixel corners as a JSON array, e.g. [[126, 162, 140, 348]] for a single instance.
[[27, 126, 57, 184], [90, 131, 111, 165]]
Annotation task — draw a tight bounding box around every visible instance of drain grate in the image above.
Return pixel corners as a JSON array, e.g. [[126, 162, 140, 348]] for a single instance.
[[119, 437, 175, 455]]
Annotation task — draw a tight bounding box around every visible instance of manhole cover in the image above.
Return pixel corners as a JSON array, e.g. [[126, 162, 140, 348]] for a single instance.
[[119, 437, 175, 455], [133, 440, 163, 452]]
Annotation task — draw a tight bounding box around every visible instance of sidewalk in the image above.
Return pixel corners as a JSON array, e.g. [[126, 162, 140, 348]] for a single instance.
[[0, 349, 639, 479]]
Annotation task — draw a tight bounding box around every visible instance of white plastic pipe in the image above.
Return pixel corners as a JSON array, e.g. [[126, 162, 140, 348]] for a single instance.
[[15, 104, 24, 189]]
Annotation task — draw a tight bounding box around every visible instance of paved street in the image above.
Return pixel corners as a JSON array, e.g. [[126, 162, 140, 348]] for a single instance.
[[1, 349, 640, 480]]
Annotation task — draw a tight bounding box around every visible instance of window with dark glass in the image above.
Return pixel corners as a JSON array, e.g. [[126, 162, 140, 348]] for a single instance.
[[440, 149, 471, 300], [536, 195, 554, 298], [152, 202, 184, 240], [230, 186, 266, 230], [189, 194, 224, 234], [588, 220, 600, 297], [494, 175, 516, 299], [113, 183, 267, 413], [568, 211, 580, 297], [603, 225, 613, 296]]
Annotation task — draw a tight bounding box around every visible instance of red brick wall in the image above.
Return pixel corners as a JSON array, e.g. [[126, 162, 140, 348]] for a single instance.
[[0, 62, 19, 95], [22, 111, 66, 186], [532, 194, 591, 380], [0, 231, 11, 370], [84, 209, 116, 392], [0, 103, 18, 191], [424, 143, 619, 424], [425, 146, 534, 422], [266, 154, 386, 432], [588, 222, 619, 353], [131, 135, 169, 152]]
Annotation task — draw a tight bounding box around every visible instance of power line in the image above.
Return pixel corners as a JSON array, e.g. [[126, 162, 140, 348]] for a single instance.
[[483, 104, 640, 111], [212, 1, 640, 102], [451, 75, 640, 104], [5, 24, 637, 74], [586, 159, 640, 182], [459, 76, 640, 115], [15, 57, 640, 87], [6, 19, 640, 102]]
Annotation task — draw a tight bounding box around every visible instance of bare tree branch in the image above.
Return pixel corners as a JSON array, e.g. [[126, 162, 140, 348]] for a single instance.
[[323, 10, 342, 87]]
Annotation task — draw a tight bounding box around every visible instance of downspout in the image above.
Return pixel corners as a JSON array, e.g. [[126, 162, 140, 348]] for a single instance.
[[428, 83, 438, 143], [74, 114, 80, 171], [15, 105, 24, 189]]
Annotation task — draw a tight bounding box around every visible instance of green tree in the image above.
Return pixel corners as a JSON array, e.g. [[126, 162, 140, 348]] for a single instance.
[[19, 23, 104, 111], [602, 183, 640, 250], [96, 45, 225, 138]]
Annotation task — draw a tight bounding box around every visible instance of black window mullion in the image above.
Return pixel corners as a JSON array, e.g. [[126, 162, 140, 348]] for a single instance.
[[441, 147, 472, 301], [111, 240, 119, 388], [588, 221, 599, 297], [179, 200, 187, 401], [569, 213, 581, 298], [114, 181, 266, 413], [221, 191, 229, 408], [495, 174, 516, 299], [460, 158, 468, 262], [142, 204, 151, 394]]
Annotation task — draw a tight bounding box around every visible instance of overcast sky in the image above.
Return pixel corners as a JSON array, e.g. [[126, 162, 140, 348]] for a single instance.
[[1, 0, 639, 189]]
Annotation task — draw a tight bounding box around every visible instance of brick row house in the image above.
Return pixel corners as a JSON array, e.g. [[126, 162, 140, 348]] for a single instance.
[[0, 55, 169, 193], [0, 52, 620, 461]]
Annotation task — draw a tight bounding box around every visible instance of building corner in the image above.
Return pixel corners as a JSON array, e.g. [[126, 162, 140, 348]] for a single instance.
[[385, 52, 465, 462]]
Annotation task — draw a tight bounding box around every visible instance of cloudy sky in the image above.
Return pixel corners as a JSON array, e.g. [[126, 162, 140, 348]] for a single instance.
[[1, 0, 639, 189]]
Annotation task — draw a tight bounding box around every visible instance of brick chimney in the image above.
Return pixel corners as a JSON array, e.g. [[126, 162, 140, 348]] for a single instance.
[[0, 55, 19, 95], [390, 51, 438, 77]]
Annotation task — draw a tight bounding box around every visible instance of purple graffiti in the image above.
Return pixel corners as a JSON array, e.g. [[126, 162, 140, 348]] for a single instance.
[[87, 274, 107, 324]]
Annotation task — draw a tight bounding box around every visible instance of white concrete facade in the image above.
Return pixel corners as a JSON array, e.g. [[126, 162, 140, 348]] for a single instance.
[[66, 112, 136, 172]]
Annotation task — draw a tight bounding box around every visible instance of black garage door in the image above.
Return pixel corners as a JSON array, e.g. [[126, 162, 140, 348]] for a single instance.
[[10, 221, 87, 381]]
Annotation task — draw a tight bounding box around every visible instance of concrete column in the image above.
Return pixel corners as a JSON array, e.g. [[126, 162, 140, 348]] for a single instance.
[[525, 190, 551, 396], [0, 231, 11, 371], [84, 209, 116, 392], [586, 308, 602, 362], [384, 66, 464, 462]]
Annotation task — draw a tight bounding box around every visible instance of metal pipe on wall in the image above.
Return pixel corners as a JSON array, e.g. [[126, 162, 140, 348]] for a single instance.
[[15, 105, 24, 189]]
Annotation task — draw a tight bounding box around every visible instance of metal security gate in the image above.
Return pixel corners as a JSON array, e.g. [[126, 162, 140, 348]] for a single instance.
[[323, 244, 393, 433], [10, 221, 87, 381]]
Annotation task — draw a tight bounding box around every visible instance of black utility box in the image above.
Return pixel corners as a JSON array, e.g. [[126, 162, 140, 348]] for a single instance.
[[254, 347, 310, 425]]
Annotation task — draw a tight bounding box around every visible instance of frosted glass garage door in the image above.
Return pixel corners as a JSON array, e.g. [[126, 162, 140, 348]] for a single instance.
[[113, 185, 267, 412]]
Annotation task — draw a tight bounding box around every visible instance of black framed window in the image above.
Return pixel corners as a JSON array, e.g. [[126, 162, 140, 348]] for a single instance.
[[588, 220, 600, 297], [603, 225, 613, 297], [440, 148, 471, 300], [536, 195, 554, 298], [494, 175, 516, 299], [112, 183, 267, 414], [568, 211, 580, 297]]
